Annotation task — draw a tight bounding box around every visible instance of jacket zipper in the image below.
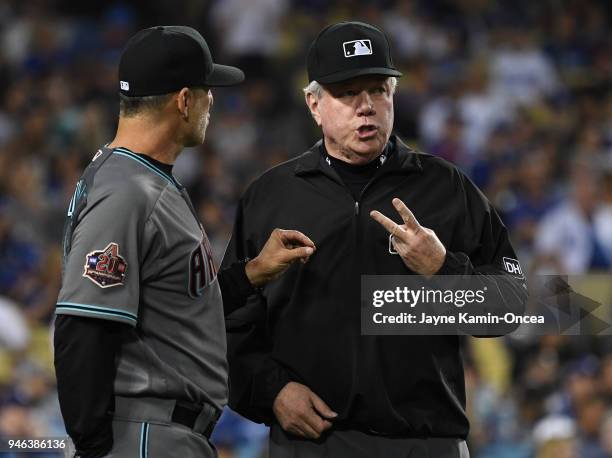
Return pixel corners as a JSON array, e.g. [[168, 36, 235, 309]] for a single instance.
[[354, 171, 391, 216]]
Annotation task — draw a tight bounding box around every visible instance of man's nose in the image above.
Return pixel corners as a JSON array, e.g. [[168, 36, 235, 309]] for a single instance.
[[356, 92, 375, 116]]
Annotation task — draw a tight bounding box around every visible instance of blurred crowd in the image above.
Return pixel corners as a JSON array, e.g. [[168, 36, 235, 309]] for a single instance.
[[0, 0, 611, 457]]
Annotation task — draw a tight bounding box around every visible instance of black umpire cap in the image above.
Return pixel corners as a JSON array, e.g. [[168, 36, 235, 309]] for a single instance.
[[118, 26, 244, 97], [307, 21, 402, 84]]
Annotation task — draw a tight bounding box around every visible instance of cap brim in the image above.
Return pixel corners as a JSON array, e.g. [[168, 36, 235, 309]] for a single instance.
[[316, 67, 402, 84], [205, 63, 245, 87]]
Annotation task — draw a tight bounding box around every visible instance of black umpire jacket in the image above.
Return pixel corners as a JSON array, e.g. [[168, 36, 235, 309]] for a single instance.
[[221, 135, 527, 439]]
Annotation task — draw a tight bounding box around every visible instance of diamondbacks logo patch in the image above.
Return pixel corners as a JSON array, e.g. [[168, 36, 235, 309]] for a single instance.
[[83, 242, 128, 287]]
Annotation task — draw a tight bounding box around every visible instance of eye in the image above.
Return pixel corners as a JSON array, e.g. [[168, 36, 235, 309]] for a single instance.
[[341, 90, 357, 97], [370, 86, 386, 94]]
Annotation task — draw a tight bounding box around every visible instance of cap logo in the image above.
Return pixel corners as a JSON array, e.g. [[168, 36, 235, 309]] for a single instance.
[[120, 81, 130, 91], [343, 39, 373, 58]]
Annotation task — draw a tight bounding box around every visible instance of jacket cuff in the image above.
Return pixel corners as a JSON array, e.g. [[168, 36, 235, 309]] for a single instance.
[[437, 251, 473, 275], [74, 431, 113, 458], [227, 259, 257, 298], [250, 361, 292, 410], [218, 260, 257, 316]]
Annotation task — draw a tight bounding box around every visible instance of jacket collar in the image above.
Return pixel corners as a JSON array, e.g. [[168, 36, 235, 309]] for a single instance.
[[294, 135, 424, 176]]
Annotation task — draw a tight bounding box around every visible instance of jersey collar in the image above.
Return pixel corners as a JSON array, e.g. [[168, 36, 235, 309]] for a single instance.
[[112, 147, 182, 188], [294, 135, 423, 177]]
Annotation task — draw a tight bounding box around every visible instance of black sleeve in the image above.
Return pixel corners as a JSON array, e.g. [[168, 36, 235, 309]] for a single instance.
[[436, 170, 528, 336], [220, 193, 291, 424], [217, 260, 256, 316], [54, 315, 125, 457], [224, 295, 293, 424]]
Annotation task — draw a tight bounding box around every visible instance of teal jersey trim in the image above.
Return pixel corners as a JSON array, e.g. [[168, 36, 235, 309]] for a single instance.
[[56, 302, 137, 324], [67, 179, 86, 217], [113, 147, 180, 188], [140, 422, 149, 458]]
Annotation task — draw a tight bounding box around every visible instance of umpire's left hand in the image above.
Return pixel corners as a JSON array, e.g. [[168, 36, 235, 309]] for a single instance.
[[370, 198, 446, 276]]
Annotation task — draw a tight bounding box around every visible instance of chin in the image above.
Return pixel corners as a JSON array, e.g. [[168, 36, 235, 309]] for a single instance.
[[351, 139, 385, 156]]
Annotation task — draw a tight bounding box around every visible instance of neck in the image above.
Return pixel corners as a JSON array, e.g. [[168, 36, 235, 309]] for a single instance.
[[324, 137, 385, 165], [107, 116, 182, 164]]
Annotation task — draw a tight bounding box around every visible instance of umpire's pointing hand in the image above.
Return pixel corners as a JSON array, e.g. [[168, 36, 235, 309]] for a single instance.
[[370, 198, 446, 276], [245, 229, 315, 287], [273, 382, 337, 439]]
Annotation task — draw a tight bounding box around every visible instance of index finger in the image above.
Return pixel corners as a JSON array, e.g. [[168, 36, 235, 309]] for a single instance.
[[300, 409, 330, 437], [392, 198, 420, 231], [369, 210, 406, 238], [278, 229, 316, 249], [310, 391, 337, 420]]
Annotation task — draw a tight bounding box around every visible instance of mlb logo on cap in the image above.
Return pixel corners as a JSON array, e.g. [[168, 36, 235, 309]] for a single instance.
[[307, 21, 402, 84], [343, 39, 373, 58]]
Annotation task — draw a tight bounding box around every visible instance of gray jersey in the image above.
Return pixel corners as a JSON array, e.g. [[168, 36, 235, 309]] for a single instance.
[[56, 146, 227, 409]]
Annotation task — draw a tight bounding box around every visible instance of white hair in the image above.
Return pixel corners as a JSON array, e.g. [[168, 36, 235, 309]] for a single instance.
[[303, 76, 398, 99]]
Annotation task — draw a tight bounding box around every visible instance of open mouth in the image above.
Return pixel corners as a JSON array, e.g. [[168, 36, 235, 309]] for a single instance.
[[357, 125, 378, 139]]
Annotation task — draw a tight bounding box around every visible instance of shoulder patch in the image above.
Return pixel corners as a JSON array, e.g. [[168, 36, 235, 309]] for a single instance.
[[83, 242, 128, 288], [503, 257, 523, 278]]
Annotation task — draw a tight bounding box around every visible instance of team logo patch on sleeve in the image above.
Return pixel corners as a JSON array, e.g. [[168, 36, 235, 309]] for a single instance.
[[83, 242, 128, 287]]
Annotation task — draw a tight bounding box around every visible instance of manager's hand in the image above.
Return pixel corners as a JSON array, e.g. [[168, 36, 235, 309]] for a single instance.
[[370, 198, 446, 276], [245, 229, 315, 287], [273, 382, 337, 439]]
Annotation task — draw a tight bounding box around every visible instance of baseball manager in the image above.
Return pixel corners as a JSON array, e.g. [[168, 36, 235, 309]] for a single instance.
[[222, 21, 528, 458], [54, 26, 314, 458]]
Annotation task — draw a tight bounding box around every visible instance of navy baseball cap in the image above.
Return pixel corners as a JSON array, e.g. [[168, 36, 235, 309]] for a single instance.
[[307, 21, 402, 84], [118, 26, 244, 97]]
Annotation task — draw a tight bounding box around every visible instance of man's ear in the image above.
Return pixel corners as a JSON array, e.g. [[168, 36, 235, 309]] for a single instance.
[[305, 92, 322, 127], [177, 87, 191, 120]]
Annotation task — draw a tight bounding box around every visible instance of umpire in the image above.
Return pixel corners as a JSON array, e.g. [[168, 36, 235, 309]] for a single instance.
[[54, 26, 314, 458], [222, 21, 528, 458]]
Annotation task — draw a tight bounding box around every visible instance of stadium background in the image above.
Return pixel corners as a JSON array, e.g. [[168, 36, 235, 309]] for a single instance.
[[0, 0, 611, 456]]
